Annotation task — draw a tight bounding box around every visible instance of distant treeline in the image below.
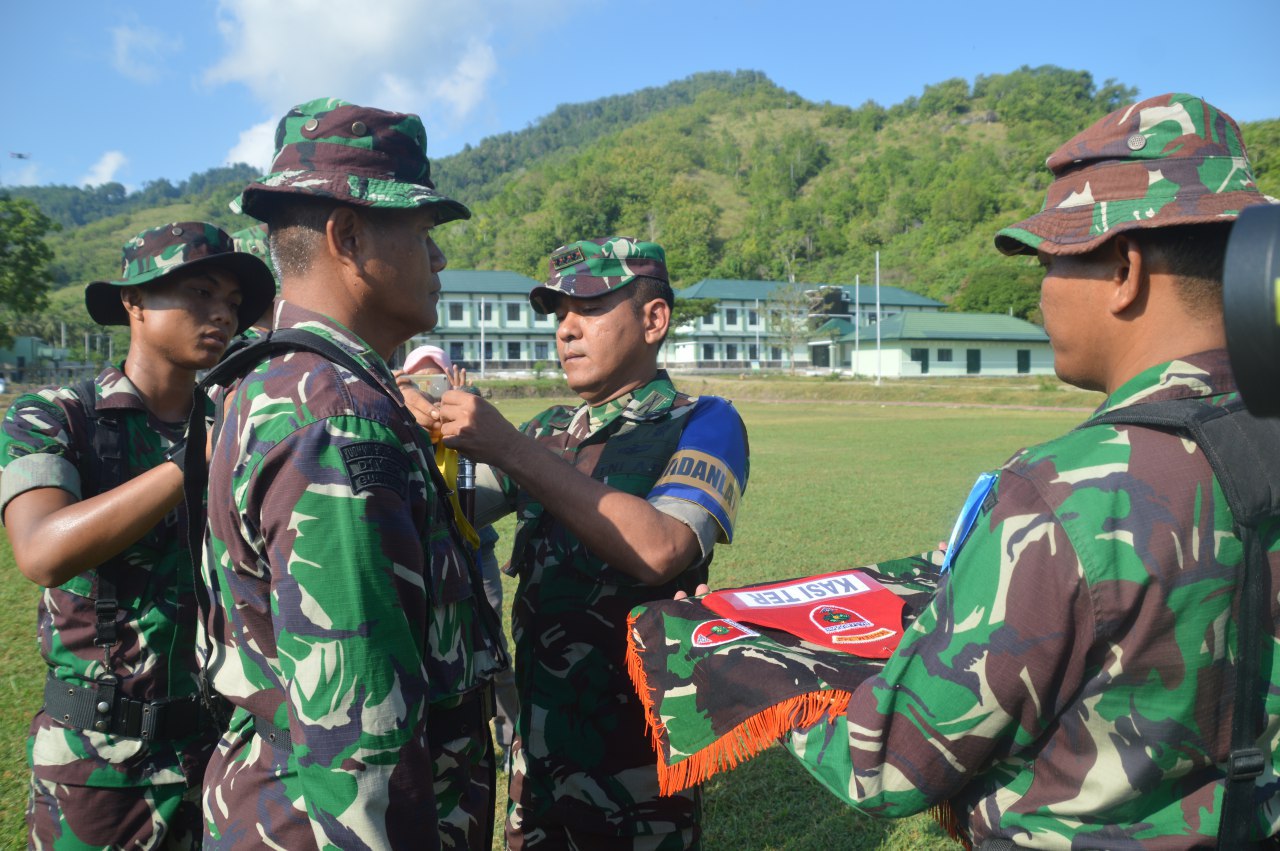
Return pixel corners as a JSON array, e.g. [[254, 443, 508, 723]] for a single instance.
[[10, 67, 1280, 347]]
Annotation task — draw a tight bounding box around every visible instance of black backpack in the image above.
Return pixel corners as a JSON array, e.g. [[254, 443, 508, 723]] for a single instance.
[[1084, 398, 1280, 846]]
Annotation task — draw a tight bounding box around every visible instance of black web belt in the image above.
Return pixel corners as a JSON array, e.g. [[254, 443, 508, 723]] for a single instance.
[[43, 674, 214, 741]]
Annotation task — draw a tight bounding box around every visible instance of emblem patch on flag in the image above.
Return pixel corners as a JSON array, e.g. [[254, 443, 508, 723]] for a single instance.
[[692, 618, 759, 648]]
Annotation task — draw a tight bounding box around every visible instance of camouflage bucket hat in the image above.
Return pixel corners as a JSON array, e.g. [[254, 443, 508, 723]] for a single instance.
[[231, 223, 276, 280], [233, 97, 471, 225], [995, 93, 1269, 256], [529, 237, 668, 314], [85, 221, 276, 334]]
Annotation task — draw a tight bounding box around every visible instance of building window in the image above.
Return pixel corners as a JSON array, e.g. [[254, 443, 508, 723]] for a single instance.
[[910, 347, 929, 375], [770, 346, 782, 361], [483, 341, 493, 360], [937, 348, 953, 362], [448, 302, 463, 322], [748, 310, 759, 327], [482, 303, 493, 322], [966, 348, 981, 374], [449, 342, 464, 362], [748, 343, 759, 360], [702, 312, 715, 326], [534, 341, 549, 360], [726, 343, 738, 360], [1017, 349, 1031, 374], [701, 343, 716, 361], [506, 303, 521, 322], [507, 341, 521, 360], [725, 308, 738, 326]]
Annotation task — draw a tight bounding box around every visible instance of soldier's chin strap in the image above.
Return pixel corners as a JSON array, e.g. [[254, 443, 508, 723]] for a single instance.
[[1085, 398, 1280, 847]]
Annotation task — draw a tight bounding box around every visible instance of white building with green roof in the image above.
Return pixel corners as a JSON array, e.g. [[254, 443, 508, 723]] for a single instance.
[[672, 278, 944, 370], [813, 312, 1053, 377], [403, 269, 556, 372]]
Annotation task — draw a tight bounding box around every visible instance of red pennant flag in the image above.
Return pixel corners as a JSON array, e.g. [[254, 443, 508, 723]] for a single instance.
[[701, 569, 905, 658]]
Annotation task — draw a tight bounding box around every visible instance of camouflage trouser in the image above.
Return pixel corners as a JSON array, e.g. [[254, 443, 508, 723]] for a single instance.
[[28, 775, 202, 850], [432, 691, 497, 851], [504, 739, 701, 851]]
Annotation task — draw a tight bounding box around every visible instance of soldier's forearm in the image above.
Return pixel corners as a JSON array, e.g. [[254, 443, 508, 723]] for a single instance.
[[6, 460, 184, 587], [498, 436, 700, 584]]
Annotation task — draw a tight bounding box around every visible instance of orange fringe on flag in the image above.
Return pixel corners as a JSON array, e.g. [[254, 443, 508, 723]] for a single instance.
[[626, 611, 853, 796]]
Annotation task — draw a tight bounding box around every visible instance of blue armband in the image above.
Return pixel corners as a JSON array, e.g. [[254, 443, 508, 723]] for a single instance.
[[649, 397, 749, 542]]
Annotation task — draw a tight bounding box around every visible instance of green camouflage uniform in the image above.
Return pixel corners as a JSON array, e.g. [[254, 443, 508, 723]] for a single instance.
[[485, 372, 749, 849], [0, 368, 217, 849], [199, 301, 504, 851], [785, 352, 1280, 846]]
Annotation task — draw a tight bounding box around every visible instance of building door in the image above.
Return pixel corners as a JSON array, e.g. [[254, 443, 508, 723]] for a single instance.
[[1017, 349, 1031, 374], [966, 349, 981, 374]]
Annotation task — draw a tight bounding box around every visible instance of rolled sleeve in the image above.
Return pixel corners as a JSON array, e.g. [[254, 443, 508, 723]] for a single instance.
[[650, 494, 721, 560], [0, 452, 81, 522]]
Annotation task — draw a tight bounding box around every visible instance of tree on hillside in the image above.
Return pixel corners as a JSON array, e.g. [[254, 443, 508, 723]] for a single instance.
[[952, 263, 1043, 322], [0, 194, 60, 347]]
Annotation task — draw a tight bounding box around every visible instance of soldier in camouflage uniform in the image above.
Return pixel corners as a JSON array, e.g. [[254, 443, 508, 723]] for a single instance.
[[199, 97, 505, 851], [437, 237, 751, 849], [779, 93, 1280, 848], [0, 222, 273, 849]]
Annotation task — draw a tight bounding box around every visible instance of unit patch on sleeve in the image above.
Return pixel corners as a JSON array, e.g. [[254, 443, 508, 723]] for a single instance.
[[340, 441, 410, 497]]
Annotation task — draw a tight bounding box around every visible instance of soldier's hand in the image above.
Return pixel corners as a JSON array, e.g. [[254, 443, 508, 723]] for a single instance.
[[396, 374, 445, 443], [673, 583, 711, 601], [437, 390, 519, 464]]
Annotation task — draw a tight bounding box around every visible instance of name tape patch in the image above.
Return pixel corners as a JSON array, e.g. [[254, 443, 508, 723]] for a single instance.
[[732, 573, 871, 609]]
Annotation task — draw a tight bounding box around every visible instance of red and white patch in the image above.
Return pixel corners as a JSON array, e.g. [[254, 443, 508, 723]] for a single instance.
[[692, 618, 759, 648], [808, 604, 873, 634]]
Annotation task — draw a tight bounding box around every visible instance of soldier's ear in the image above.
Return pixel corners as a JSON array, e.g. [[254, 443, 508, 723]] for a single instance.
[[121, 287, 146, 323], [1108, 234, 1146, 316], [326, 206, 363, 273], [642, 298, 671, 346]]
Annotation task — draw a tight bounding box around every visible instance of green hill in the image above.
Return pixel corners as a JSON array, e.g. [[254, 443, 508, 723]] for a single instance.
[[8, 66, 1280, 354]]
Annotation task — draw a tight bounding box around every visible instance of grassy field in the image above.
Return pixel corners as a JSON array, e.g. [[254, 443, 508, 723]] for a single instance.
[[0, 388, 1090, 849]]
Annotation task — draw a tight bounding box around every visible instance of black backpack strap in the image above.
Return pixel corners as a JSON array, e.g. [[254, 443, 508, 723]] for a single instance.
[[1085, 398, 1280, 845], [70, 378, 126, 671]]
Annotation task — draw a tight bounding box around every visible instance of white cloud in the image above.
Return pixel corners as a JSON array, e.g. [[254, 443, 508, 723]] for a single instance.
[[111, 23, 181, 84], [2, 161, 41, 188], [205, 0, 589, 154], [81, 151, 129, 186], [225, 118, 277, 171]]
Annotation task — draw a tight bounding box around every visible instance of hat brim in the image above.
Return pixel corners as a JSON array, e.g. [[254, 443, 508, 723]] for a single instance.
[[233, 171, 472, 226], [528, 274, 642, 315], [86, 252, 276, 335], [996, 189, 1269, 257]]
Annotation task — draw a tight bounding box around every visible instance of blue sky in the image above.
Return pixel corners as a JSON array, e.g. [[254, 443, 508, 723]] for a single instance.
[[4, 0, 1277, 190]]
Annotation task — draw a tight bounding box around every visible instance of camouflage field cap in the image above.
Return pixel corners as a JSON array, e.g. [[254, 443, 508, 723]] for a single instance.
[[529, 237, 668, 314], [85, 222, 276, 334], [995, 93, 1269, 256], [233, 96, 471, 225], [231, 223, 278, 283]]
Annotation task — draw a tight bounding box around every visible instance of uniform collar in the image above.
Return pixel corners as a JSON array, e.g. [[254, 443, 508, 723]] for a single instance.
[[270, 298, 399, 390], [92, 364, 150, 413], [1092, 349, 1238, 418], [570, 371, 678, 438]]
